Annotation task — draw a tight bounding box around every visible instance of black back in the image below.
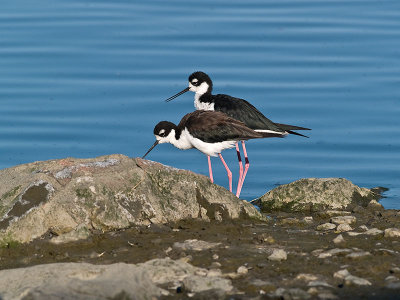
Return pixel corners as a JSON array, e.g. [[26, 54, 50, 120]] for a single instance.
[[177, 110, 281, 143], [201, 93, 284, 133]]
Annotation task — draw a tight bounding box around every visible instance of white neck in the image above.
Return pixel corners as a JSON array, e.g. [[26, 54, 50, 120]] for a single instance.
[[160, 129, 192, 150], [194, 95, 215, 111]]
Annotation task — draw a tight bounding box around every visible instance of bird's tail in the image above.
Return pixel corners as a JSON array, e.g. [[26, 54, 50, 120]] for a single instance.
[[259, 132, 286, 138], [274, 123, 311, 138]]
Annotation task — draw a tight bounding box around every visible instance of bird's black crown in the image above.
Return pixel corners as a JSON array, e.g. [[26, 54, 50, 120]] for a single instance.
[[188, 71, 213, 91], [154, 121, 176, 137]]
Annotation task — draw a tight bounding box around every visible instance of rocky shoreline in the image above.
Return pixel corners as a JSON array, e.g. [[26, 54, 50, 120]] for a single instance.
[[0, 155, 399, 299]]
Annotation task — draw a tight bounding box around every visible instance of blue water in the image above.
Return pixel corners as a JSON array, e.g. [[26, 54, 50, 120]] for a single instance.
[[1, 0, 399, 208]]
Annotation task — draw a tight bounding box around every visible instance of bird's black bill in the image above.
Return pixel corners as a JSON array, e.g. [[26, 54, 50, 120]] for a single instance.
[[142, 140, 159, 158], [165, 87, 190, 102]]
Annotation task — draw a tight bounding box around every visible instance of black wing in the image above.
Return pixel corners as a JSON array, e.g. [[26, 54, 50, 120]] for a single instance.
[[179, 111, 281, 143], [213, 94, 284, 133]]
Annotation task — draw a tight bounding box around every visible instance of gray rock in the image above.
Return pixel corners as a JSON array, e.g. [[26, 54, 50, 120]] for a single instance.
[[330, 216, 356, 225], [319, 210, 351, 217], [390, 267, 400, 274], [347, 228, 383, 237], [296, 273, 319, 281], [236, 265, 248, 275], [270, 287, 311, 299], [386, 282, 400, 289], [0, 155, 261, 244], [336, 224, 352, 232], [333, 269, 351, 280], [173, 239, 221, 251], [317, 248, 352, 259], [303, 216, 314, 223], [0, 258, 228, 300], [254, 178, 379, 212], [268, 249, 287, 261], [385, 276, 399, 282], [50, 223, 90, 244], [183, 275, 233, 293], [316, 291, 339, 300], [307, 281, 333, 288], [345, 251, 371, 259], [344, 275, 372, 286], [333, 234, 345, 244], [317, 223, 336, 231], [384, 228, 400, 238]]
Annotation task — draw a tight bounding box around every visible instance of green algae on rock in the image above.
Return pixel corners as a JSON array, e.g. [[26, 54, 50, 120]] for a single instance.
[[254, 178, 381, 213]]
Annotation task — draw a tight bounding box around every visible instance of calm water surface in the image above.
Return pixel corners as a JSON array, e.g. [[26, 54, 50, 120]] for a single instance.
[[1, 0, 399, 208]]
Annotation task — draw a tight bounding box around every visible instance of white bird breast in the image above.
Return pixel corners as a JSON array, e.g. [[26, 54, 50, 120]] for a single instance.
[[188, 134, 236, 157]]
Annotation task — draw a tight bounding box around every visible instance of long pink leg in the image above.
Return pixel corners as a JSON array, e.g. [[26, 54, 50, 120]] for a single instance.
[[236, 141, 250, 197], [218, 153, 232, 193], [207, 155, 214, 183], [235, 142, 244, 197]]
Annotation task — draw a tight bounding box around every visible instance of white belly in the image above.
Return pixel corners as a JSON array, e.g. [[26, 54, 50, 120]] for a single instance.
[[190, 136, 236, 157], [173, 129, 193, 150]]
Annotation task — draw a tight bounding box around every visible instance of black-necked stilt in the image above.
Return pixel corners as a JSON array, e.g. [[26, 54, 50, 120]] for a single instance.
[[142, 110, 283, 196], [165, 71, 311, 196]]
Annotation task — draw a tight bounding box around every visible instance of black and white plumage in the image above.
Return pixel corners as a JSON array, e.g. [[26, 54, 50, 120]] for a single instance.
[[143, 110, 282, 158], [165, 71, 311, 136], [142, 110, 282, 194], [164, 71, 311, 197]]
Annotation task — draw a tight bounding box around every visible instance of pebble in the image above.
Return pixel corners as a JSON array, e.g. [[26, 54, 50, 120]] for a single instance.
[[384, 228, 400, 238], [333, 269, 350, 280], [334, 269, 372, 286], [206, 269, 222, 277], [307, 287, 319, 295], [347, 228, 383, 236], [317, 223, 336, 231], [271, 288, 311, 299], [386, 282, 400, 289], [317, 248, 352, 259], [210, 262, 221, 268], [336, 224, 352, 232], [320, 210, 351, 217], [303, 216, 314, 224], [280, 217, 300, 225], [317, 292, 339, 300], [359, 225, 368, 231], [307, 280, 333, 288], [212, 254, 219, 260], [173, 239, 221, 251], [390, 267, 400, 274], [268, 249, 287, 261], [183, 275, 233, 293], [373, 248, 396, 255], [344, 275, 372, 286], [333, 234, 345, 244], [346, 251, 371, 259], [296, 273, 319, 281], [237, 266, 248, 275], [250, 279, 273, 287], [330, 216, 356, 225], [385, 276, 399, 282]]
